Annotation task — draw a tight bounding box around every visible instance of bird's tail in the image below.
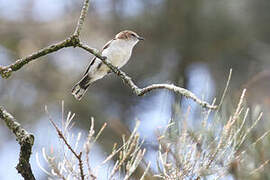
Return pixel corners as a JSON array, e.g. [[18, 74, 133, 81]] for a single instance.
[[71, 74, 92, 100]]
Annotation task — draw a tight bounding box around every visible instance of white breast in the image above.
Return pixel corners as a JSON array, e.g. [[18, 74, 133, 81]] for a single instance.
[[102, 39, 137, 68], [87, 38, 138, 82]]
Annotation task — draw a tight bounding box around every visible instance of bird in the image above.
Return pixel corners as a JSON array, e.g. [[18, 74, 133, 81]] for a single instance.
[[71, 30, 144, 100]]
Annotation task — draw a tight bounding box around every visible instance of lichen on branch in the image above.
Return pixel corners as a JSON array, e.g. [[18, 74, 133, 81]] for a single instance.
[[0, 106, 35, 180]]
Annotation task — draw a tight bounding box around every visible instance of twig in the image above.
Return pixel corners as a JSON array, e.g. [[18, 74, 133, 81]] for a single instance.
[[78, 42, 217, 109], [74, 0, 90, 37], [139, 84, 216, 108], [0, 37, 79, 78], [0, 106, 35, 180], [139, 162, 151, 180], [217, 68, 232, 109], [46, 108, 85, 180]]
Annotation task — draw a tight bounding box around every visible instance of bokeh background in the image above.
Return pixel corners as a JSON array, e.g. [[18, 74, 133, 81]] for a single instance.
[[1, 0, 270, 179]]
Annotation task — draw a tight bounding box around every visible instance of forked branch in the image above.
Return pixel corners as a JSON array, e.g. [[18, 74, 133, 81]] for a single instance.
[[0, 0, 216, 110]]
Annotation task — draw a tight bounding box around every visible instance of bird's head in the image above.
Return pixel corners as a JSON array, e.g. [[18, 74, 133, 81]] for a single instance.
[[115, 30, 144, 45]]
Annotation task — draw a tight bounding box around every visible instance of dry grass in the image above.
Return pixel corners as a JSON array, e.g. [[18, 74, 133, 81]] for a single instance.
[[36, 75, 270, 179], [153, 89, 267, 179], [36, 102, 148, 180]]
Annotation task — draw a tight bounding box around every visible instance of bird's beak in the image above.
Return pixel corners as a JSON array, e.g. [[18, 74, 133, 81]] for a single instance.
[[137, 36, 144, 41]]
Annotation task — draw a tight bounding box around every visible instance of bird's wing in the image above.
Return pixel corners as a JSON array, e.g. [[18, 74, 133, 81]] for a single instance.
[[83, 57, 96, 76], [102, 38, 114, 50], [83, 38, 115, 76]]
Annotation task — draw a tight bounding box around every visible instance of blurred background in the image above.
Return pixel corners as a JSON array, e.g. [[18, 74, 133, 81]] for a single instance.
[[1, 0, 270, 179]]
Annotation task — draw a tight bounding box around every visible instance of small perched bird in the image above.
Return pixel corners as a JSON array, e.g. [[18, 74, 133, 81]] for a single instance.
[[72, 30, 144, 100]]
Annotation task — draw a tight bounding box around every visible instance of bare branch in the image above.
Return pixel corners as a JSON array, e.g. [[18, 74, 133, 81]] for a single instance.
[[0, 37, 79, 79], [74, 0, 90, 37], [0, 106, 35, 180], [139, 84, 217, 109], [78, 42, 217, 109]]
